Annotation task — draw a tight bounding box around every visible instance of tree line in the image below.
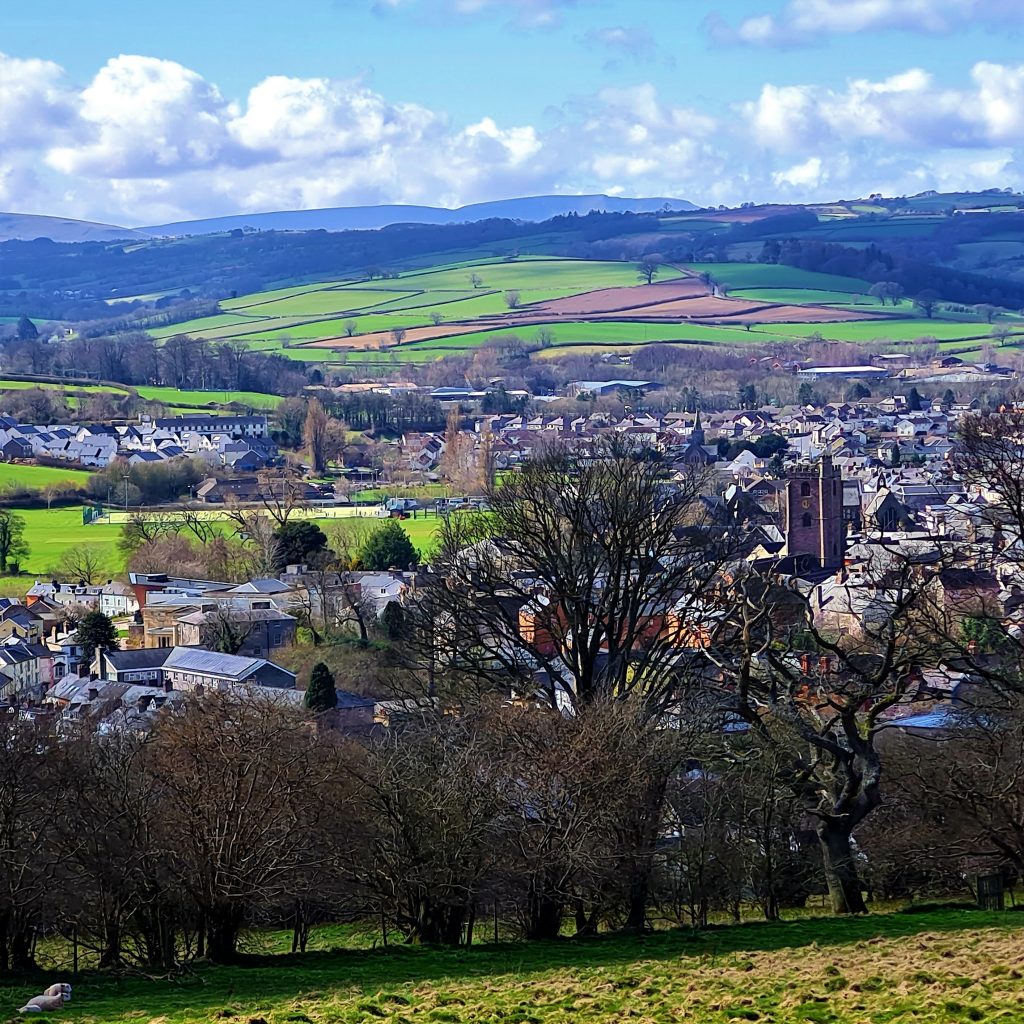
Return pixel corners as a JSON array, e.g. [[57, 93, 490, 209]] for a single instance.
[[4, 429, 1024, 970]]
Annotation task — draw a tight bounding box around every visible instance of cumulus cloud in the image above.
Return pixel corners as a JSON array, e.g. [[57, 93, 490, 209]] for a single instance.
[[741, 63, 1024, 151], [4, 48, 1024, 224], [709, 0, 1024, 46]]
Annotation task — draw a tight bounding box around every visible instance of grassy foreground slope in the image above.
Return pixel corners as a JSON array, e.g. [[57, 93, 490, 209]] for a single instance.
[[8, 910, 1024, 1024]]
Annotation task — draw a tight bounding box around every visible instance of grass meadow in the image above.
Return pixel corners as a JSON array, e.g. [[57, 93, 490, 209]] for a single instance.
[[4, 908, 1023, 1024], [0, 463, 93, 490], [686, 263, 871, 293], [150, 259, 684, 349], [146, 255, 1018, 365], [134, 386, 283, 409]]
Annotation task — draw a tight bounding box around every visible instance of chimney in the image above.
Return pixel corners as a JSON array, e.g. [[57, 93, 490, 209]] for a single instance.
[[800, 653, 812, 675], [87, 686, 98, 701], [967, 640, 979, 656]]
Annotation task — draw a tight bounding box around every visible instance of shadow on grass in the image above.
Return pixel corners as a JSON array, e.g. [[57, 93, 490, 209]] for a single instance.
[[0, 907, 1016, 1020]]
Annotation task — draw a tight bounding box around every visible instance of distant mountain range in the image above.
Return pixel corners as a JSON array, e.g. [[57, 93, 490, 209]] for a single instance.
[[142, 194, 696, 237], [0, 213, 152, 244], [0, 195, 696, 243]]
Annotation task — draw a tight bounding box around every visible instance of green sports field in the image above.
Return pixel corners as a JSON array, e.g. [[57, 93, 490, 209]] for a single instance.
[[0, 506, 436, 595]]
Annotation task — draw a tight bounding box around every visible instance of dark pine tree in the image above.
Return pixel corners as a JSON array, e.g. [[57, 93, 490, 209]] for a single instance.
[[304, 662, 337, 712]]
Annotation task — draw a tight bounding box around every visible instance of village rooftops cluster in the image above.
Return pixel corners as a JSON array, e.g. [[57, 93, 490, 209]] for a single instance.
[[0, 413, 274, 470]]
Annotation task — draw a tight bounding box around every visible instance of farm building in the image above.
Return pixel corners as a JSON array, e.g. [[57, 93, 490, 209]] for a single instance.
[[796, 366, 891, 382], [567, 380, 663, 398]]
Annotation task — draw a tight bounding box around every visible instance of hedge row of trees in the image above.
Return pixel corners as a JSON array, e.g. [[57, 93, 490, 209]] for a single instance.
[[5, 428, 1024, 970], [6, 677, 1021, 972]]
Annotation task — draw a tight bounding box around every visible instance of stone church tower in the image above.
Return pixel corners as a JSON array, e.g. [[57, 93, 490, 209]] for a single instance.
[[784, 454, 844, 569]]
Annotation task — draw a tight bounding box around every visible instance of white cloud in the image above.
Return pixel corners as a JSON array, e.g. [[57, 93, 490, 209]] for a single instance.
[[772, 156, 825, 189], [5, 50, 1024, 224], [47, 56, 239, 177], [741, 64, 1024, 152], [229, 76, 437, 160], [0, 53, 74, 147], [712, 0, 1024, 46]]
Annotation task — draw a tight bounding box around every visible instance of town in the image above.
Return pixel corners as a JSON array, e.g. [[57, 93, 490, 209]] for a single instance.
[[5, 0, 1024, 1014]]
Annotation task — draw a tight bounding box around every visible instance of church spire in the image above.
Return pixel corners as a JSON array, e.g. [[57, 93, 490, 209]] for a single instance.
[[692, 407, 705, 446]]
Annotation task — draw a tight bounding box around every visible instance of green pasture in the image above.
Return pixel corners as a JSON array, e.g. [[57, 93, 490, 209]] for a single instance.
[[686, 262, 870, 292], [221, 281, 349, 310], [134, 386, 282, 409], [237, 287, 417, 317], [0, 379, 126, 395], [0, 463, 92, 489], [731, 287, 876, 305], [157, 259, 685, 347], [0, 507, 125, 590], [388, 320, 775, 358], [2, 909, 1021, 1024], [149, 312, 270, 339], [753, 319, 1021, 342]]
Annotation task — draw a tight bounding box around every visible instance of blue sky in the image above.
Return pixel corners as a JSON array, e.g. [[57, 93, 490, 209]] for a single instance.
[[3, 0, 1024, 223]]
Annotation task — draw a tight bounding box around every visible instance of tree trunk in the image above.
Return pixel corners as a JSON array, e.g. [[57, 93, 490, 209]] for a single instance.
[[205, 907, 243, 963], [817, 820, 867, 915], [525, 877, 564, 940], [623, 774, 669, 932], [98, 918, 122, 969]]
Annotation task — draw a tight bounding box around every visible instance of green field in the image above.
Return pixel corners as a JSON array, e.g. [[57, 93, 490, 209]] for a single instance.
[[0, 379, 127, 395], [687, 262, 871, 292], [754, 319, 1020, 343], [7, 507, 124, 584], [0, 506, 433, 594], [367, 320, 776, 362], [149, 312, 270, 339], [134, 386, 283, 409], [148, 254, 1011, 364], [0, 464, 93, 491], [154, 259, 684, 349], [732, 288, 876, 305], [6, 909, 1022, 1024]]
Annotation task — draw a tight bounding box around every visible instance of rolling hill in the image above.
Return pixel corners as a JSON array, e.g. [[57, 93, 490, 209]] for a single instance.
[[142, 194, 695, 236], [0, 212, 151, 243]]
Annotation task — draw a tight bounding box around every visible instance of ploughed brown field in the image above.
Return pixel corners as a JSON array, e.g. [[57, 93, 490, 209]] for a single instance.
[[304, 276, 890, 350], [527, 278, 709, 315]]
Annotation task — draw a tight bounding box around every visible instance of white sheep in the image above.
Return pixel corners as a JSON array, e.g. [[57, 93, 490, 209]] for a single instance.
[[18, 983, 71, 1013]]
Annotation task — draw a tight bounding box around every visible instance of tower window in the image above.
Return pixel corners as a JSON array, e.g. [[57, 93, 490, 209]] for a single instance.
[[802, 512, 813, 528], [800, 481, 811, 497]]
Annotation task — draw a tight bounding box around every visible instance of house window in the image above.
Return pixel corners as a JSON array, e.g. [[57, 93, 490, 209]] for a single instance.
[[157, 636, 171, 648], [800, 481, 811, 497], [802, 512, 813, 528]]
